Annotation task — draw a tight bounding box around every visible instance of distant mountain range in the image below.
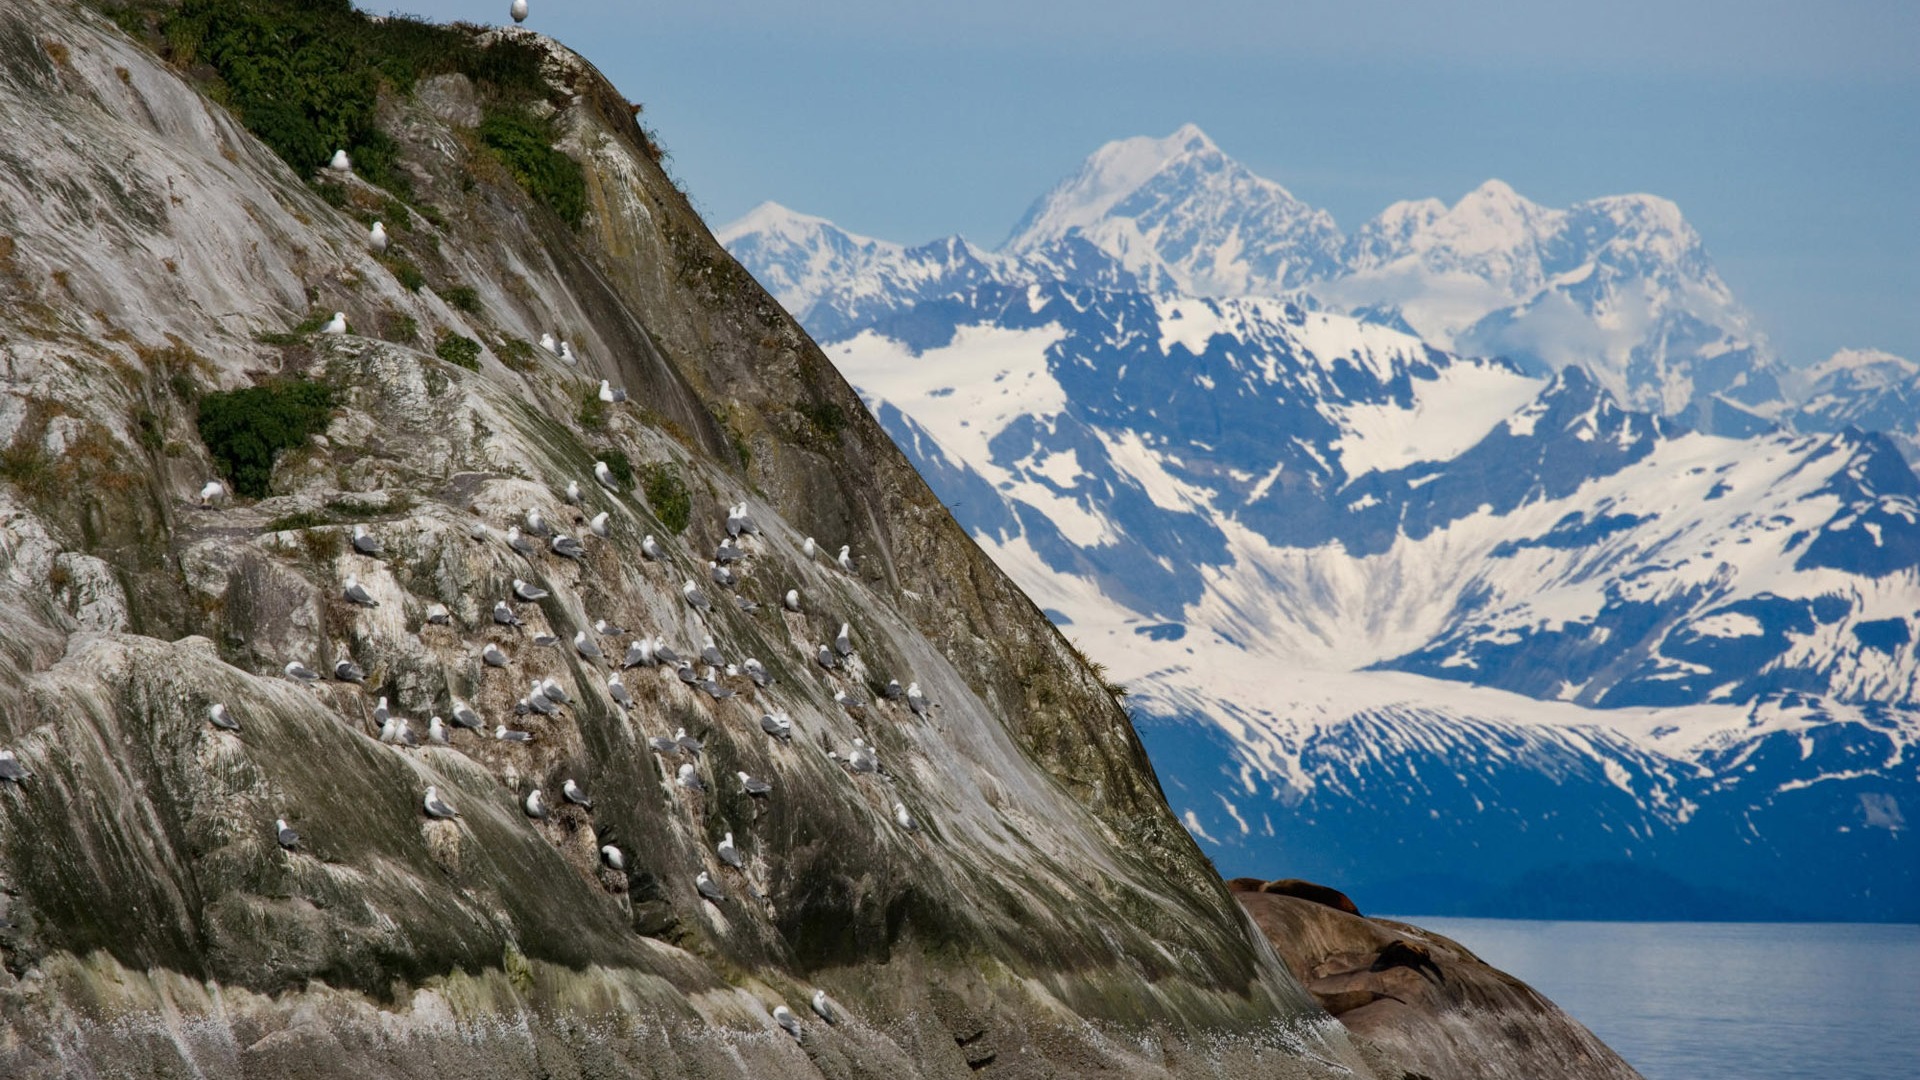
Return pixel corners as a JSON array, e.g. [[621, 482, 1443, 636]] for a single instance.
[[723, 126, 1920, 921]]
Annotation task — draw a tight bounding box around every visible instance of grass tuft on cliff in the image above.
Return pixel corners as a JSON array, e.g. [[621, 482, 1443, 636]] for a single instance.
[[196, 378, 336, 498]]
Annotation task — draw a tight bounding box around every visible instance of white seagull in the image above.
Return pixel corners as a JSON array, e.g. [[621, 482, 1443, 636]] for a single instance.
[[198, 480, 226, 508], [676, 762, 704, 792], [893, 803, 918, 831], [524, 789, 548, 819], [601, 844, 625, 871], [773, 1005, 801, 1039], [276, 818, 300, 850], [607, 672, 633, 708], [811, 990, 837, 1025], [208, 703, 240, 731], [737, 771, 772, 797], [783, 588, 801, 613], [328, 148, 352, 172], [641, 534, 665, 560], [512, 579, 547, 601], [450, 700, 483, 731], [597, 380, 626, 404], [836, 545, 853, 573], [573, 631, 602, 661], [321, 312, 347, 335], [834, 622, 853, 657], [696, 870, 725, 902], [285, 660, 320, 682], [368, 221, 388, 253], [589, 512, 610, 538], [593, 460, 619, 490], [422, 785, 458, 819], [563, 779, 593, 809], [481, 643, 509, 667], [342, 574, 378, 607], [682, 581, 710, 612], [801, 537, 817, 560], [716, 833, 744, 869]]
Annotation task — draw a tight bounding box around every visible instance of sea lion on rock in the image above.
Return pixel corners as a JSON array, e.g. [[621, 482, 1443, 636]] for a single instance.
[[1261, 878, 1362, 916], [1371, 939, 1444, 983]]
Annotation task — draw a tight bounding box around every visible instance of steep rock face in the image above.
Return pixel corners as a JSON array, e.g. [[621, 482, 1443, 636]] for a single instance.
[[0, 3, 1395, 1075]]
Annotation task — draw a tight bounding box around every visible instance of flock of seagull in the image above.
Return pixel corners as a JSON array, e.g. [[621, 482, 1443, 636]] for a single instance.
[[0, 0, 933, 1040]]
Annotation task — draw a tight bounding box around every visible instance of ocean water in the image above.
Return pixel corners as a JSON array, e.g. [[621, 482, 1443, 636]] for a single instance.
[[1403, 917, 1920, 1080]]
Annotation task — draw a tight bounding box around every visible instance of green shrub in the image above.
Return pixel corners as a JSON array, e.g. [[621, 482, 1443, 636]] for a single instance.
[[196, 378, 336, 498], [577, 389, 607, 431], [436, 332, 481, 370], [798, 399, 846, 439], [0, 442, 56, 500], [443, 285, 481, 314], [164, 0, 549, 196], [494, 336, 536, 373], [640, 463, 690, 534], [381, 257, 425, 293], [479, 106, 587, 227], [599, 448, 634, 489]]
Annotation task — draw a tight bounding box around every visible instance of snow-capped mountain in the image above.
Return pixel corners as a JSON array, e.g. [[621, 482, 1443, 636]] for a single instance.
[[1002, 124, 1345, 296], [741, 124, 1791, 424], [721, 131, 1920, 920], [822, 284, 1919, 919], [1790, 348, 1920, 464]]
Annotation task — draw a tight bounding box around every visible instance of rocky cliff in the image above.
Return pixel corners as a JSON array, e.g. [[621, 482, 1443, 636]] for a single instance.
[[0, 3, 1630, 1077]]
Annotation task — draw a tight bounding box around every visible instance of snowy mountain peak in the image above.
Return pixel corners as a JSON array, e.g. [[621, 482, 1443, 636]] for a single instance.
[[713, 200, 878, 248], [1001, 124, 1342, 296]]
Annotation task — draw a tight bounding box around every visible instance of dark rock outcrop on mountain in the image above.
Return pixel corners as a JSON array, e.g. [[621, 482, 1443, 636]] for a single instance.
[[1232, 881, 1643, 1080]]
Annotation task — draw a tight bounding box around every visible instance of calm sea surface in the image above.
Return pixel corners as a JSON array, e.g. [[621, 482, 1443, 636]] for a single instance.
[[1400, 917, 1920, 1080]]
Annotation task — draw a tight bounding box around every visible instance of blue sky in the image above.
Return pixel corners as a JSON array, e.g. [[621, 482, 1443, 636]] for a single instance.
[[388, 1, 1918, 364]]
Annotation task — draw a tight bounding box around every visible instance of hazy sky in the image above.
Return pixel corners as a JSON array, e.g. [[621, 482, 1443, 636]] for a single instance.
[[386, 1, 1918, 364]]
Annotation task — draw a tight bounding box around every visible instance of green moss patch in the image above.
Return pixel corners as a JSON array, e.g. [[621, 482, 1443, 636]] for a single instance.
[[639, 463, 689, 534]]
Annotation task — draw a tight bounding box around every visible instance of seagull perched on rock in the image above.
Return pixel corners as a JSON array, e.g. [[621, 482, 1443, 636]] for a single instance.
[[907, 682, 928, 718], [532, 633, 559, 648], [321, 312, 348, 335], [512, 579, 547, 602], [623, 639, 652, 668], [198, 479, 226, 508], [674, 661, 699, 685], [0, 750, 29, 784], [700, 635, 724, 667], [592, 462, 621, 494], [506, 526, 535, 556], [275, 818, 301, 850], [423, 786, 458, 819], [743, 658, 771, 687], [368, 221, 389, 254], [696, 870, 725, 903], [524, 507, 551, 537], [655, 640, 684, 665], [802, 537, 817, 561], [607, 672, 633, 708], [328, 148, 352, 172], [525, 683, 557, 716], [707, 561, 734, 588], [496, 724, 533, 743], [551, 534, 585, 560], [816, 645, 837, 671], [716, 831, 744, 868], [783, 589, 801, 613], [597, 380, 626, 404], [759, 712, 793, 742], [641, 534, 665, 560], [481, 643, 510, 667], [565, 480, 583, 505], [648, 733, 678, 756], [738, 771, 773, 797], [714, 540, 744, 564], [425, 603, 451, 626], [351, 524, 383, 556], [559, 341, 577, 365], [510, 0, 528, 23], [835, 690, 867, 717], [593, 618, 625, 637], [573, 631, 602, 661], [541, 678, 568, 704], [674, 727, 704, 758], [428, 716, 449, 744], [451, 699, 483, 731], [467, 521, 488, 542], [893, 803, 919, 832], [811, 990, 838, 1025], [883, 679, 905, 701], [539, 332, 556, 354], [334, 659, 365, 684], [285, 660, 320, 682], [563, 779, 593, 809], [589, 512, 610, 538], [683, 581, 711, 612], [773, 1005, 800, 1039], [524, 789, 548, 819], [601, 844, 625, 871], [834, 623, 853, 658], [836, 545, 853, 573], [493, 600, 522, 627], [698, 670, 735, 700], [342, 575, 378, 607], [676, 762, 705, 792], [846, 739, 877, 775], [209, 703, 240, 732], [734, 595, 759, 614], [373, 696, 392, 727]]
